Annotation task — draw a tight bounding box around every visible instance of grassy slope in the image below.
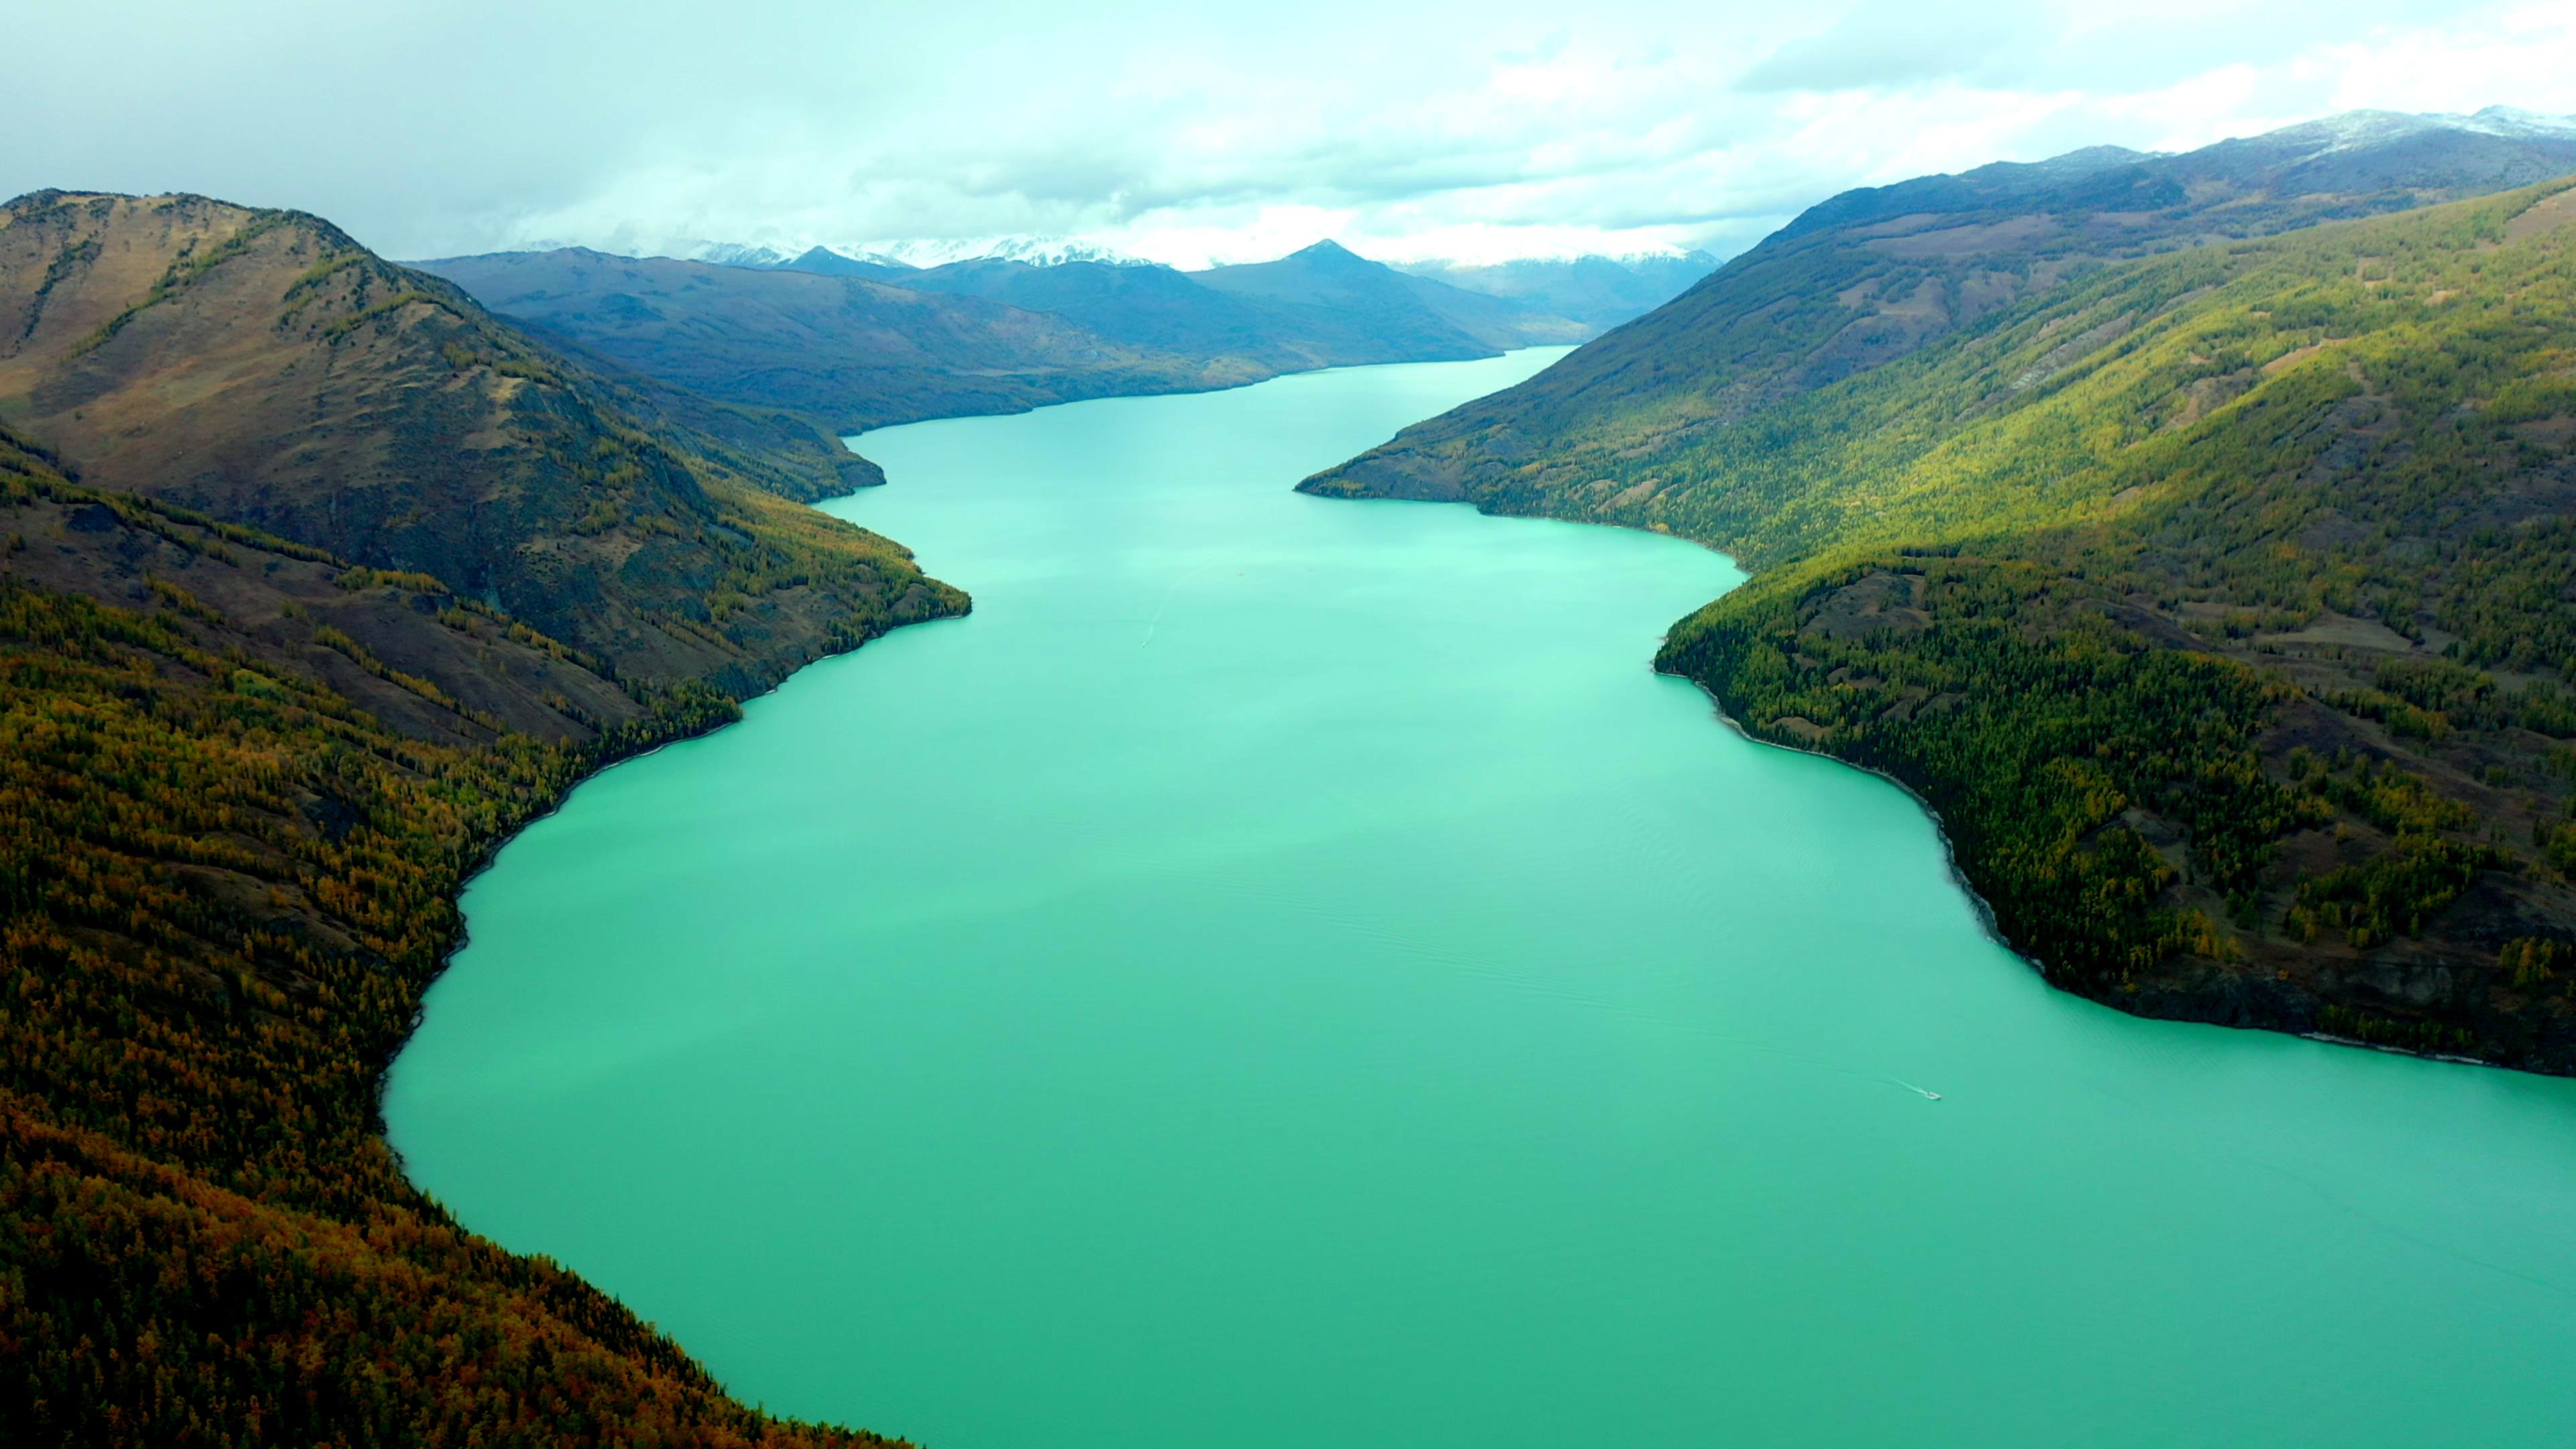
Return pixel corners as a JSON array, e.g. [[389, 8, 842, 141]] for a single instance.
[[1639, 182, 2576, 1068], [0, 197, 968, 1444]]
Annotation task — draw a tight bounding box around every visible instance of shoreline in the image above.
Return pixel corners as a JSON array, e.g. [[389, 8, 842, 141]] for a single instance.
[[1326, 486, 2528, 1079], [375, 600, 971, 1152]]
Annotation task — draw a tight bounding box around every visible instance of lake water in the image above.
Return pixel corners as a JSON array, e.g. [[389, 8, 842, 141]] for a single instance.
[[386, 352, 2576, 1447]]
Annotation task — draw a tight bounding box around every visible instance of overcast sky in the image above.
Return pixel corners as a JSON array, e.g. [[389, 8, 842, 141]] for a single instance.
[[13, 1, 2576, 266]]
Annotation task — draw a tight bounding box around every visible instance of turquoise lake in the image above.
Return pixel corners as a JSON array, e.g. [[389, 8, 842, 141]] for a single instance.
[[386, 351, 2576, 1446]]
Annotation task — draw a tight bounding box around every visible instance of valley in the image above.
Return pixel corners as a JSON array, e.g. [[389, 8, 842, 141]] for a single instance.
[[9, 93, 2576, 1449]]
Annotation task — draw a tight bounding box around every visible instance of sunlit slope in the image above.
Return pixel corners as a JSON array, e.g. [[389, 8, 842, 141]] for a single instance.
[[1305, 110, 2576, 521], [1650, 180, 2576, 1067]]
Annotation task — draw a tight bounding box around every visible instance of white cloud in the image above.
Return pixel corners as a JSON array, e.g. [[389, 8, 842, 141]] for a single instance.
[[7, 0, 2573, 267]]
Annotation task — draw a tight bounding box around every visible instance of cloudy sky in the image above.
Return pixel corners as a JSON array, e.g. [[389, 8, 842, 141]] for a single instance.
[[13, 0, 2576, 266]]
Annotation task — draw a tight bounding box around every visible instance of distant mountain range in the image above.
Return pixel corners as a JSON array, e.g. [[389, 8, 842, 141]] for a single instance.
[[413, 246, 1250, 435], [411, 237, 1646, 440], [1305, 105, 2576, 1071], [695, 236, 1154, 270], [692, 233, 1711, 335], [1393, 252, 1717, 333], [747, 234, 1710, 327]]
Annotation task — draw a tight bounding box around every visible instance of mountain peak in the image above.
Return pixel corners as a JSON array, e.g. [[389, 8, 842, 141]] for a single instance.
[[784, 245, 917, 277]]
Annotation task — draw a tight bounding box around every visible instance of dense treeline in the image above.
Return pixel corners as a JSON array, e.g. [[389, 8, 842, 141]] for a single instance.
[[1648, 181, 2576, 1068], [0, 437, 931, 1437]]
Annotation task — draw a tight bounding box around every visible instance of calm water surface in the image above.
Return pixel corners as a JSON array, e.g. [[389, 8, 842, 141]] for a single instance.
[[388, 352, 2576, 1447]]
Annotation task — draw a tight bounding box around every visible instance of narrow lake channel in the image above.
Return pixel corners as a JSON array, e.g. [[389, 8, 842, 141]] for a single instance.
[[387, 350, 2576, 1447]]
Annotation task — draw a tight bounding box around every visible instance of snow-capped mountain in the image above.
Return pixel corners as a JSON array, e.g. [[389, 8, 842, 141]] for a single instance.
[[669, 236, 1150, 270], [852, 237, 1152, 268], [2451, 105, 2576, 139], [676, 241, 794, 268]]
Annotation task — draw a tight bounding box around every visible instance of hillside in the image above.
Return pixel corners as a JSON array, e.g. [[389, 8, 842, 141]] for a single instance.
[[0, 195, 962, 1444], [1375, 172, 2576, 1070], [414, 246, 1246, 432], [0, 193, 947, 692], [1307, 108, 2576, 513]]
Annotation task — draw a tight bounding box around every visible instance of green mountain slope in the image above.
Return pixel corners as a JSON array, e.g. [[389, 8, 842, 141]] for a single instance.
[[1307, 109, 2576, 513], [0, 195, 963, 1444], [1557, 179, 2576, 1068]]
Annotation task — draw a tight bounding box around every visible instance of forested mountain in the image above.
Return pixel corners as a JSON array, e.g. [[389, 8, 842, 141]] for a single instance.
[[1394, 252, 1717, 332], [1308, 109, 2576, 510], [1342, 161, 2576, 1071], [0, 191, 957, 1444]]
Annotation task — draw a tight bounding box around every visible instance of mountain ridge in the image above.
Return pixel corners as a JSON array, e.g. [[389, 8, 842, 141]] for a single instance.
[[411, 245, 1244, 433], [1304, 107, 2576, 516], [415, 238, 1599, 448]]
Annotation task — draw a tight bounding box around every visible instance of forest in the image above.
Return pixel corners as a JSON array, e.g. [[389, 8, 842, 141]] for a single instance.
[[1651, 180, 2576, 1067], [0, 441, 930, 1445]]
